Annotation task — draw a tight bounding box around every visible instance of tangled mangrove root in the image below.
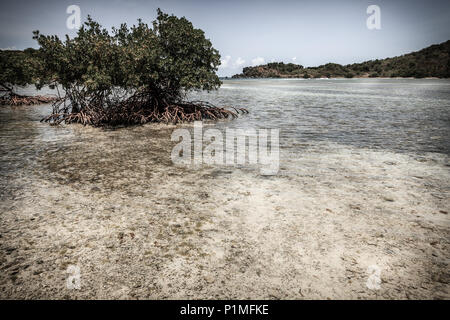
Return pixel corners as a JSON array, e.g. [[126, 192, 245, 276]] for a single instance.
[[0, 94, 60, 106], [42, 97, 248, 127]]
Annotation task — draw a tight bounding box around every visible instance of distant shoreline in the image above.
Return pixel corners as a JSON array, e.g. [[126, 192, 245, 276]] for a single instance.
[[229, 40, 450, 79], [220, 76, 446, 80]]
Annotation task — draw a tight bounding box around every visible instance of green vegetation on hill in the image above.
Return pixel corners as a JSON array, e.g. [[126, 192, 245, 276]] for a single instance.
[[232, 40, 450, 79], [240, 62, 304, 78]]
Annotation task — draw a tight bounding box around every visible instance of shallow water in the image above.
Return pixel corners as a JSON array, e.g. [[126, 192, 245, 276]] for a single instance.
[[197, 78, 450, 154], [2, 79, 450, 174], [0, 79, 449, 299]]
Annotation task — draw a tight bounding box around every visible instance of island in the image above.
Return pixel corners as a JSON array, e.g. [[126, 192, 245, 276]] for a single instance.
[[232, 40, 450, 79]]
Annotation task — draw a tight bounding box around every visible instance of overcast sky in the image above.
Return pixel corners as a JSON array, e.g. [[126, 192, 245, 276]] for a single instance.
[[1, 0, 449, 76]]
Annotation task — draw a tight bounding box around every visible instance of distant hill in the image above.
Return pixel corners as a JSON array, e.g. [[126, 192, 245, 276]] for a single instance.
[[232, 40, 450, 79]]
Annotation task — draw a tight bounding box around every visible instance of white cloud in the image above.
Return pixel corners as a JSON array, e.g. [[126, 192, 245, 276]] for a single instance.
[[219, 55, 231, 68], [251, 57, 265, 66], [234, 57, 245, 67], [0, 46, 17, 51], [292, 57, 297, 62], [219, 56, 246, 70]]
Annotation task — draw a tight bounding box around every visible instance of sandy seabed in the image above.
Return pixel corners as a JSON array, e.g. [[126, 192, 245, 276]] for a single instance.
[[0, 118, 449, 300]]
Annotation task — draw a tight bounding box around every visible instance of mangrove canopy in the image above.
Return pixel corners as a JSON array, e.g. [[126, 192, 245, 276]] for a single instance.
[[0, 49, 58, 105], [34, 9, 246, 126]]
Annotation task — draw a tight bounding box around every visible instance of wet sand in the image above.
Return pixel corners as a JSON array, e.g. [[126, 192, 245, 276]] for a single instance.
[[0, 116, 448, 299]]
